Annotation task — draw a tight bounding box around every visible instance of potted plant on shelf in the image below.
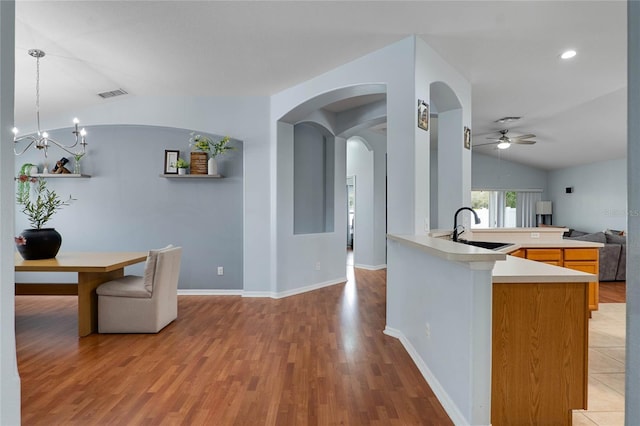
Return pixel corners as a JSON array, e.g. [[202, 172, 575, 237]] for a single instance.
[[190, 133, 234, 175], [15, 164, 74, 260], [73, 152, 85, 175], [173, 158, 189, 175]]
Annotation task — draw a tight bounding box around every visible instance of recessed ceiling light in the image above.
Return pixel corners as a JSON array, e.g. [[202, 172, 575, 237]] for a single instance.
[[561, 50, 577, 60]]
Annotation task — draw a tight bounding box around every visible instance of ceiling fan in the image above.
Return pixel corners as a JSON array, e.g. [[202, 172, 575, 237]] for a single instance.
[[475, 129, 537, 150]]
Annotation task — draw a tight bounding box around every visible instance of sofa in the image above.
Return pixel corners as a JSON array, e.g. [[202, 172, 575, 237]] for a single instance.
[[563, 229, 626, 281]]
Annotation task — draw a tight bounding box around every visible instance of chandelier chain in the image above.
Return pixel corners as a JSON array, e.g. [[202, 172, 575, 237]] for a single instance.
[[35, 54, 41, 135]]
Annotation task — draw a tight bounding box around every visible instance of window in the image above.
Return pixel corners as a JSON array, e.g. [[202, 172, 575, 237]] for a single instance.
[[471, 190, 527, 228]]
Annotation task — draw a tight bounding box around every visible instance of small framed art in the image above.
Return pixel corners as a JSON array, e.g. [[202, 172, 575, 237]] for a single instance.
[[164, 150, 179, 174], [464, 126, 471, 150], [417, 100, 429, 131]]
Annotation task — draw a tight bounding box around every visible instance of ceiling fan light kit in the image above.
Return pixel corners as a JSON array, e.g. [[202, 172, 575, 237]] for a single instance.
[[561, 49, 577, 59]]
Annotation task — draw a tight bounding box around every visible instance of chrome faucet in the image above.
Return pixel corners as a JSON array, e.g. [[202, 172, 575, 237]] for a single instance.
[[452, 207, 481, 242]]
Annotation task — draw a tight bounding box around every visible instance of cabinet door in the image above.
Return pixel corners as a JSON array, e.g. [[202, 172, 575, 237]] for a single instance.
[[564, 248, 598, 261], [564, 260, 599, 311], [526, 249, 563, 263]]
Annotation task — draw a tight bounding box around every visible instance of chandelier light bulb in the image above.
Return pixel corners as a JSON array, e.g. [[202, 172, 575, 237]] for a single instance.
[[42, 132, 49, 139], [12, 127, 18, 135], [73, 117, 79, 124], [80, 128, 87, 137]]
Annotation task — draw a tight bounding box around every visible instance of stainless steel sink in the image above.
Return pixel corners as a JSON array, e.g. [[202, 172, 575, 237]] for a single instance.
[[457, 239, 513, 251]]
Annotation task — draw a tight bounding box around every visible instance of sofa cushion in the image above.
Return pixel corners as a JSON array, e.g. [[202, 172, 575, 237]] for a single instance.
[[605, 228, 625, 236], [598, 244, 622, 281], [567, 230, 588, 238], [605, 232, 626, 245], [565, 231, 606, 244]]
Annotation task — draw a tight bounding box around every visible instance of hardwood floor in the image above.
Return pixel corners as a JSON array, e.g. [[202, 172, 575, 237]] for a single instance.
[[599, 281, 626, 303], [16, 267, 452, 425]]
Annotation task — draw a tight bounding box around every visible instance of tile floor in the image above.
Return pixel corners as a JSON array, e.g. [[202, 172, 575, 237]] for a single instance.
[[573, 303, 626, 426]]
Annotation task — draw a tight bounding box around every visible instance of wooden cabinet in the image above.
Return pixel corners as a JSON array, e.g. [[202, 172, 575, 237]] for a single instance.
[[526, 248, 563, 263], [564, 248, 599, 312], [492, 281, 589, 425], [515, 247, 599, 312]]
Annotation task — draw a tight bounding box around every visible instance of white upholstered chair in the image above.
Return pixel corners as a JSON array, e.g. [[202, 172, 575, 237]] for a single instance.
[[97, 245, 182, 333]]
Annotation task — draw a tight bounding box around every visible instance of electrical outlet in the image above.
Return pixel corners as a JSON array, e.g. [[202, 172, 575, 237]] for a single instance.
[[217, 266, 224, 275], [315, 262, 321, 271], [425, 323, 431, 337], [531, 232, 540, 239]]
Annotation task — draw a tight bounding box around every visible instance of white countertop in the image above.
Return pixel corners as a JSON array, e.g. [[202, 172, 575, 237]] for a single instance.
[[492, 255, 596, 283], [387, 234, 506, 262], [388, 233, 597, 283]]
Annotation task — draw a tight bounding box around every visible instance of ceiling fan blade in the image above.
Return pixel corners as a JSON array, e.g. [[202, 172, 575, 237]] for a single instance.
[[485, 137, 501, 141], [473, 141, 499, 147], [510, 133, 536, 140], [512, 140, 536, 145]]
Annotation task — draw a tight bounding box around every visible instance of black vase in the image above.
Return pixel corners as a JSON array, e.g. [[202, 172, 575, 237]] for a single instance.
[[16, 228, 62, 260]]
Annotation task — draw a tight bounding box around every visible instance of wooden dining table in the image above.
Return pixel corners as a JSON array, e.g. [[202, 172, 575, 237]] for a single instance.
[[15, 252, 148, 337]]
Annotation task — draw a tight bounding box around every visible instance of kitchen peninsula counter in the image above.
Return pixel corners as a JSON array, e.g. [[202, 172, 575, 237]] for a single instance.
[[386, 233, 593, 425], [387, 233, 597, 282]]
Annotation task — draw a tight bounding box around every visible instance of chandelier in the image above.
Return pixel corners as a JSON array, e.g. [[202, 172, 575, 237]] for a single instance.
[[13, 49, 87, 158]]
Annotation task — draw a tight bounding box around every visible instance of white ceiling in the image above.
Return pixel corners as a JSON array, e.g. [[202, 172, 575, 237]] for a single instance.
[[14, 1, 627, 170]]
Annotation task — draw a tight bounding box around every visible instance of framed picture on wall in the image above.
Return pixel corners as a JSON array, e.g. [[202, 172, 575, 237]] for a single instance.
[[417, 100, 429, 131], [464, 126, 471, 150], [164, 150, 179, 174]]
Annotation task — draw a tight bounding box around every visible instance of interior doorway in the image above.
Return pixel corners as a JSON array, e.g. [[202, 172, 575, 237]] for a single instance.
[[347, 176, 355, 250]]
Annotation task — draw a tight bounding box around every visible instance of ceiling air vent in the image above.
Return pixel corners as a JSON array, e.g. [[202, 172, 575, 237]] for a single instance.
[[98, 88, 128, 99]]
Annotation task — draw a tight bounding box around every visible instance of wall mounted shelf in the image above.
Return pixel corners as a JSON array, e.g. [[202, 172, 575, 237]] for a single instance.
[[30, 173, 91, 178], [160, 174, 224, 179]]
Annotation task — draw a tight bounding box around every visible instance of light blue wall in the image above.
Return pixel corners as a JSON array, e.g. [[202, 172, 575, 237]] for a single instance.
[[473, 152, 627, 233], [293, 122, 334, 234], [15, 124, 244, 290], [547, 158, 626, 232], [12, 95, 271, 294], [472, 152, 548, 196]]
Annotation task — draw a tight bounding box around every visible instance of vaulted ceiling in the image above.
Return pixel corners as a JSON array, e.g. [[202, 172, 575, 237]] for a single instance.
[[14, 1, 626, 170]]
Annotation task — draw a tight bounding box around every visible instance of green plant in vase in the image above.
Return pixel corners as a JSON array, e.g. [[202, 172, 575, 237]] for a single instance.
[[173, 158, 189, 175], [190, 133, 234, 175], [73, 152, 85, 174], [190, 134, 234, 157], [15, 163, 75, 259]]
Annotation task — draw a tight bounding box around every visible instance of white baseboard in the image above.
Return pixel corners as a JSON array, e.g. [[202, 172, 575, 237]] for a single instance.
[[178, 289, 243, 296], [271, 277, 347, 299], [383, 326, 468, 426], [354, 263, 387, 270], [178, 279, 347, 299], [241, 291, 274, 298]]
